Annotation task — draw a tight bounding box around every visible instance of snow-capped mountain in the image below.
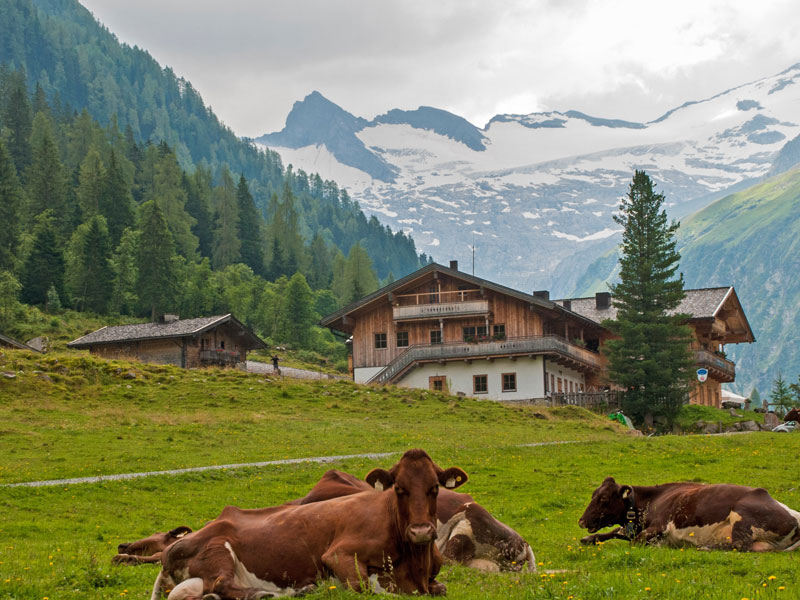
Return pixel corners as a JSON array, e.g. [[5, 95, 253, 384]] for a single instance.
[[256, 64, 800, 296]]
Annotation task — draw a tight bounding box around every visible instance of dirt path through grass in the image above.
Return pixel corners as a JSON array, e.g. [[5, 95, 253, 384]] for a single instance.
[[2, 441, 582, 488]]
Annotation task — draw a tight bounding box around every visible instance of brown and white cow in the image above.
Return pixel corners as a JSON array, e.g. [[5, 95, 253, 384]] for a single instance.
[[578, 476, 800, 552], [294, 469, 535, 572], [114, 526, 193, 565], [784, 407, 800, 422], [150, 450, 467, 599]]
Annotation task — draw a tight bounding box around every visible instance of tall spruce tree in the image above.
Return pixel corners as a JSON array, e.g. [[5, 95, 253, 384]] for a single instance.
[[3, 73, 33, 177], [20, 212, 66, 306], [236, 174, 266, 276], [184, 167, 214, 259], [100, 149, 135, 245], [211, 168, 241, 269], [66, 215, 114, 313], [0, 139, 23, 271], [769, 373, 795, 417], [27, 112, 69, 237], [136, 201, 178, 320], [602, 170, 694, 426]]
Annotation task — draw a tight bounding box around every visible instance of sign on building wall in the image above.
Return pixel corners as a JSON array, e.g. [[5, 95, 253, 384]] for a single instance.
[[696, 368, 709, 383]]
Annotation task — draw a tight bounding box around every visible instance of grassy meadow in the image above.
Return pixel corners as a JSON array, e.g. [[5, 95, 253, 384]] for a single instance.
[[1, 349, 798, 599]]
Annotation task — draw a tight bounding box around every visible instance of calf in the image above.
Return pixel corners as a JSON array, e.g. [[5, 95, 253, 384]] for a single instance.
[[579, 476, 800, 552], [152, 450, 468, 599]]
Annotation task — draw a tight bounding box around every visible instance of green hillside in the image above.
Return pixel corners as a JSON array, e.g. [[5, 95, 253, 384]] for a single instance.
[[0, 0, 425, 279], [677, 166, 800, 393]]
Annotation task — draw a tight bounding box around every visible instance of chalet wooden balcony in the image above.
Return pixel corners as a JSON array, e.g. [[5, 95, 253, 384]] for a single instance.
[[199, 349, 241, 366], [392, 288, 489, 321], [368, 335, 603, 385], [694, 349, 736, 382]]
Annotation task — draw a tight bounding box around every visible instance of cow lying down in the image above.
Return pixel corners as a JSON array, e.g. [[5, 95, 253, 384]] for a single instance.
[[292, 469, 535, 573], [116, 470, 535, 575], [149, 449, 467, 598], [579, 476, 800, 552]]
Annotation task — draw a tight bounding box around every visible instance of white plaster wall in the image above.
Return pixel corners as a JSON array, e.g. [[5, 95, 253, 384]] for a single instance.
[[354, 366, 385, 384], [397, 357, 545, 401], [544, 361, 586, 393]]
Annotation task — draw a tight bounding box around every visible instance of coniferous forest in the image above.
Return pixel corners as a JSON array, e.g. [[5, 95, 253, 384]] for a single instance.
[[0, 0, 430, 358]]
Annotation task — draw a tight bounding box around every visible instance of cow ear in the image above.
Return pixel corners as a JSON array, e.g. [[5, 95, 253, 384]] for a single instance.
[[169, 526, 192, 538], [620, 485, 633, 499], [439, 467, 468, 489], [366, 468, 394, 491]]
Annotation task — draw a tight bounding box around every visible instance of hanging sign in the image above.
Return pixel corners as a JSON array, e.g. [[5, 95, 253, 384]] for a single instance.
[[696, 368, 708, 383]]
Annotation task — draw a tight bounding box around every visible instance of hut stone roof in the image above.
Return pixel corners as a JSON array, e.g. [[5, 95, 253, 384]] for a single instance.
[[67, 314, 266, 349], [561, 287, 734, 324], [0, 332, 41, 352]]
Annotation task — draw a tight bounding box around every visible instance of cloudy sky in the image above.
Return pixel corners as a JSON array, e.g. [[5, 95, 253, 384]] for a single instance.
[[80, 0, 800, 137]]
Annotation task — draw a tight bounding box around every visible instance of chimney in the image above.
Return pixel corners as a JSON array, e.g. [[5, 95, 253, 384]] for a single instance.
[[533, 290, 550, 301], [158, 313, 180, 324], [595, 292, 611, 310], [449, 260, 459, 271], [562, 299, 572, 311]]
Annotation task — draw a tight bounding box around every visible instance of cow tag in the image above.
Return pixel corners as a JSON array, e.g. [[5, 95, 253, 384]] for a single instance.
[[445, 478, 456, 489], [374, 481, 384, 491], [621, 486, 632, 499]]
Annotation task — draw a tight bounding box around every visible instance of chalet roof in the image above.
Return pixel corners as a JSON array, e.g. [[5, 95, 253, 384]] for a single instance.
[[67, 314, 267, 349], [0, 332, 41, 352], [559, 287, 755, 343], [320, 262, 605, 332], [561, 287, 734, 323]]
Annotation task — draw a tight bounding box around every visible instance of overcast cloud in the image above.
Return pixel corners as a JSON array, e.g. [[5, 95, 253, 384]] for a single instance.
[[79, 0, 800, 137]]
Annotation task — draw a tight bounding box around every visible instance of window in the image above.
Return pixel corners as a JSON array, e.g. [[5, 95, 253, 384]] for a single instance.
[[396, 331, 409, 347], [493, 324, 506, 339], [429, 376, 447, 393], [374, 333, 387, 349], [430, 330, 442, 345], [473, 374, 488, 394], [557, 377, 563, 393], [502, 373, 516, 392], [220, 340, 225, 349], [428, 285, 439, 304], [463, 325, 488, 341], [550, 374, 555, 393]]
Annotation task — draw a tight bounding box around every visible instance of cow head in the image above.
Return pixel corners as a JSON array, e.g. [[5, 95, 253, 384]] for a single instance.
[[366, 449, 468, 545], [785, 408, 800, 422], [116, 526, 192, 556], [578, 477, 632, 534]]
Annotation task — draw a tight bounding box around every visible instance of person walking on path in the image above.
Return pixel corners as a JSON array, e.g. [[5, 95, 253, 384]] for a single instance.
[[271, 354, 281, 375]]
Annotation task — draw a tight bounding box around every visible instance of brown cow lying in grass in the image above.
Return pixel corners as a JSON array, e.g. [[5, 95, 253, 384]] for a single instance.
[[579, 476, 800, 552], [149, 449, 466, 598], [116, 469, 535, 574]]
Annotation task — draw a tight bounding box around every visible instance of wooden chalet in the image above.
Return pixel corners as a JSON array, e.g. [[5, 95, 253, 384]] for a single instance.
[[67, 314, 266, 368], [322, 262, 754, 408], [560, 286, 755, 409], [321, 261, 609, 401]]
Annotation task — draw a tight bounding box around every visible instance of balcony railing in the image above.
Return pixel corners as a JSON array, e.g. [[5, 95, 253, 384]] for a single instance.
[[199, 349, 241, 365], [393, 299, 489, 321], [367, 335, 602, 385], [694, 349, 736, 380]]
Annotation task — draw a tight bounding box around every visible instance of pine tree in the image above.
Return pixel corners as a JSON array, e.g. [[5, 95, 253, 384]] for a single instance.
[[749, 387, 762, 409], [136, 201, 178, 320], [109, 228, 139, 315], [27, 113, 69, 238], [146, 150, 198, 258], [332, 243, 379, 306], [236, 174, 266, 276], [184, 167, 214, 259], [76, 147, 105, 218], [0, 140, 23, 272], [0, 270, 22, 331], [66, 215, 114, 313], [211, 168, 241, 269], [277, 272, 315, 347], [3, 74, 33, 177], [100, 149, 135, 245], [769, 373, 795, 417], [20, 212, 66, 306], [307, 233, 332, 289], [602, 170, 694, 426]]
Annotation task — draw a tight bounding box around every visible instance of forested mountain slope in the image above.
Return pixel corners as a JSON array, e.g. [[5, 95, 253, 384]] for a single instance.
[[0, 0, 424, 279], [677, 166, 800, 394]]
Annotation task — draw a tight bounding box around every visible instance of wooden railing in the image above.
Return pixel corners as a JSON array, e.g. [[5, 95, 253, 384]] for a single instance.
[[694, 349, 735, 379], [393, 299, 489, 321], [199, 349, 241, 365], [394, 289, 482, 305], [367, 335, 602, 385]]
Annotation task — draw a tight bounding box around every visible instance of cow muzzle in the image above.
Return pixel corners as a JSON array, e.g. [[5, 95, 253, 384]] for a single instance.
[[117, 543, 130, 553], [407, 523, 437, 544], [578, 518, 598, 533]]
